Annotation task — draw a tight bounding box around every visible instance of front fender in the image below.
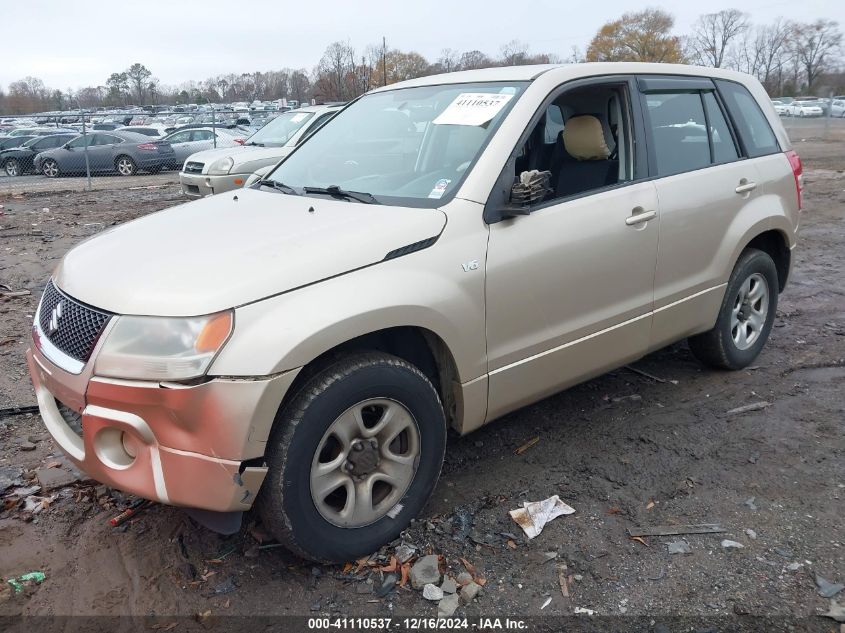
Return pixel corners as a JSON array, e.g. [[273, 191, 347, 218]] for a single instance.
[[209, 200, 489, 383]]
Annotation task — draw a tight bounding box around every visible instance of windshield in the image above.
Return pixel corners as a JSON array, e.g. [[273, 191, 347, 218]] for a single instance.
[[265, 82, 526, 206], [246, 110, 315, 146]]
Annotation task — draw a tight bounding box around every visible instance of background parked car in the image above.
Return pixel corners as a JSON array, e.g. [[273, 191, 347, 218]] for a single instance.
[[34, 131, 175, 177], [770, 100, 789, 115], [831, 99, 845, 117], [1, 133, 78, 176], [787, 100, 824, 117], [159, 127, 244, 169], [180, 105, 341, 198], [116, 125, 168, 138], [0, 135, 37, 150]]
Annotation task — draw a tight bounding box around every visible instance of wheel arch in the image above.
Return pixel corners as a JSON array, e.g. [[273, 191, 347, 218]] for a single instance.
[[739, 228, 792, 292], [273, 325, 463, 433]]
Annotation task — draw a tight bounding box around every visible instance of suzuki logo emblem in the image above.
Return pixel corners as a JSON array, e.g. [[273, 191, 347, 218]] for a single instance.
[[48, 301, 63, 333]]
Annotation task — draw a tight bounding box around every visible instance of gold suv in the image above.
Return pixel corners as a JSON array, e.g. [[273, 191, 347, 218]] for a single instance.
[[27, 63, 801, 562]]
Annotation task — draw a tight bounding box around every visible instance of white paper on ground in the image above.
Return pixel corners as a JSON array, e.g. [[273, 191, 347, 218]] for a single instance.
[[509, 495, 575, 539], [433, 93, 514, 126]]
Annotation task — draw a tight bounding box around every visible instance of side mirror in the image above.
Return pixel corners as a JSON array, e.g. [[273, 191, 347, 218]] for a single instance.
[[500, 170, 552, 219]]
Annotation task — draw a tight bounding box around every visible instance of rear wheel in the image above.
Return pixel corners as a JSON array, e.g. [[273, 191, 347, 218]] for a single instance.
[[4, 158, 19, 177], [688, 248, 778, 370], [258, 352, 446, 562], [115, 155, 136, 176], [42, 159, 59, 178]]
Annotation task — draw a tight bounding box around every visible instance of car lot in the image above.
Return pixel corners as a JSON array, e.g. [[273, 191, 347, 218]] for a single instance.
[[0, 134, 843, 626]]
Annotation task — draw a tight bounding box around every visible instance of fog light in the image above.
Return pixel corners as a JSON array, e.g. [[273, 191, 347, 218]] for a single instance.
[[94, 428, 136, 469]]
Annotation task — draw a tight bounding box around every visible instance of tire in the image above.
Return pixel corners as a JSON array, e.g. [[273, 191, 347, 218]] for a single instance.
[[115, 155, 137, 176], [42, 159, 59, 178], [688, 248, 779, 370], [258, 352, 446, 563], [4, 158, 20, 177]]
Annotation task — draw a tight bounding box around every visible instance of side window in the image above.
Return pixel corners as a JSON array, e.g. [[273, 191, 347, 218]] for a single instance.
[[715, 80, 779, 157], [169, 131, 190, 143], [702, 92, 738, 164], [67, 135, 92, 149], [191, 130, 214, 142], [511, 82, 633, 204], [645, 92, 710, 177]]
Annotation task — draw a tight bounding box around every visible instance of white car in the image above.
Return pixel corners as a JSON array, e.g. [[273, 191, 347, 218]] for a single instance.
[[179, 105, 341, 198], [788, 101, 823, 117], [770, 100, 789, 116], [831, 99, 845, 118]]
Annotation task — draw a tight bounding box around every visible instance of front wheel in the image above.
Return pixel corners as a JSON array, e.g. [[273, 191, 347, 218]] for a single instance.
[[258, 353, 446, 562], [688, 248, 779, 370], [4, 159, 20, 177]]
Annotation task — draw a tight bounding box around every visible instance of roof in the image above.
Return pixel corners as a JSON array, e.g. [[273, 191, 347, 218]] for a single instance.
[[371, 62, 757, 93]]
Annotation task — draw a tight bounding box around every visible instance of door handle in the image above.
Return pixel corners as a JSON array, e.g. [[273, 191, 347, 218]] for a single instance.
[[735, 180, 757, 194], [626, 208, 657, 225]]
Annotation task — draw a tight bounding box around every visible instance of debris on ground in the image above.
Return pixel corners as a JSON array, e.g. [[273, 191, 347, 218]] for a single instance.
[[540, 596, 552, 610], [409, 555, 440, 589], [745, 528, 757, 540], [744, 497, 759, 511], [422, 584, 443, 601], [109, 499, 152, 527], [721, 540, 745, 549], [514, 436, 539, 455], [627, 524, 725, 537], [459, 581, 482, 604], [823, 599, 845, 622], [6, 571, 46, 593], [816, 574, 845, 599], [440, 577, 457, 594], [667, 540, 691, 555], [395, 544, 416, 563], [726, 402, 771, 416], [574, 606, 596, 615], [509, 495, 575, 539], [437, 593, 459, 617], [624, 365, 678, 384]]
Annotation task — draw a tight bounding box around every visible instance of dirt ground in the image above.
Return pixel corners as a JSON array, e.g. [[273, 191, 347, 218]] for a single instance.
[[0, 138, 843, 631]]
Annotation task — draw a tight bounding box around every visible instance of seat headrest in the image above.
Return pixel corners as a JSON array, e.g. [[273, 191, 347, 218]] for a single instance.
[[562, 115, 610, 161]]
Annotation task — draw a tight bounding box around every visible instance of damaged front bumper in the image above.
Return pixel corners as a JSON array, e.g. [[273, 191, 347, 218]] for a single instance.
[[26, 342, 296, 513]]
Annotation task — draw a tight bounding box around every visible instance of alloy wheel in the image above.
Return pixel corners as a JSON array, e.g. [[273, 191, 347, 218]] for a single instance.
[[116, 157, 135, 176], [42, 160, 58, 177], [309, 398, 420, 528], [730, 272, 769, 351], [4, 159, 19, 177]]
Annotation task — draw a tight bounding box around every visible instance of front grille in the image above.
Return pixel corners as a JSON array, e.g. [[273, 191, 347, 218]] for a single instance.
[[38, 281, 112, 363], [184, 161, 203, 174], [57, 400, 83, 438]]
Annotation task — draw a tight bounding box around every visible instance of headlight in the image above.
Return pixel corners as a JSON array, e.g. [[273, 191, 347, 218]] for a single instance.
[[94, 311, 233, 381], [208, 156, 234, 175]]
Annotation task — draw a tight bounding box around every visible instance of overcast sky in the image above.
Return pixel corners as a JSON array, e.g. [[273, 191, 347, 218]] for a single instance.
[[5, 0, 843, 91]]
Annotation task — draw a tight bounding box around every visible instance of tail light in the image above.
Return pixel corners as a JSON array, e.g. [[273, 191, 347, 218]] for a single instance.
[[137, 143, 157, 151], [785, 150, 803, 210], [234, 138, 245, 145]]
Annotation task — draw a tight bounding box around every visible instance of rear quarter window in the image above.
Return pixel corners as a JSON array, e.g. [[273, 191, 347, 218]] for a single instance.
[[715, 80, 779, 158]]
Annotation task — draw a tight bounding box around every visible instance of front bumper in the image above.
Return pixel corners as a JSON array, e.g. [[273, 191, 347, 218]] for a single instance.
[[26, 342, 296, 512], [180, 171, 248, 198]]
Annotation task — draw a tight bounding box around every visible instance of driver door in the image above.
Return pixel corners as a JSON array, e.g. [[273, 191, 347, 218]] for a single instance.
[[484, 77, 659, 421]]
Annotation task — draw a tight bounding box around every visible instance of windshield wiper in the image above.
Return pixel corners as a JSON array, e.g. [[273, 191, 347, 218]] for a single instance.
[[257, 179, 298, 194], [303, 185, 379, 205]]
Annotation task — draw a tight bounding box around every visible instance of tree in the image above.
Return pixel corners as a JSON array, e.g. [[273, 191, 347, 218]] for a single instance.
[[106, 72, 129, 105], [384, 50, 430, 83], [586, 8, 686, 63], [459, 50, 492, 70], [689, 9, 749, 68], [499, 40, 529, 66], [126, 63, 152, 103], [791, 19, 842, 92], [315, 41, 356, 101], [436, 48, 460, 73]]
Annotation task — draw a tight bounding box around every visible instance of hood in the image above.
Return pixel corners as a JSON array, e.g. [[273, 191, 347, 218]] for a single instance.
[[54, 188, 446, 316], [186, 144, 294, 173]]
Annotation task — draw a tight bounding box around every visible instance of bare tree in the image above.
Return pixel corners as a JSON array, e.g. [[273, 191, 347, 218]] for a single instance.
[[499, 40, 529, 65], [791, 19, 842, 92], [126, 63, 152, 103], [690, 9, 749, 67], [437, 48, 461, 73]]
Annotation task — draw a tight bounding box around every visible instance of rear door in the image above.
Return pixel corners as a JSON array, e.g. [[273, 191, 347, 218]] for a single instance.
[[640, 76, 763, 350]]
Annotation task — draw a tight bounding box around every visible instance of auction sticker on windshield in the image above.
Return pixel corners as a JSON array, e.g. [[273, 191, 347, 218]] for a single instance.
[[433, 93, 514, 126]]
